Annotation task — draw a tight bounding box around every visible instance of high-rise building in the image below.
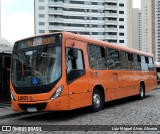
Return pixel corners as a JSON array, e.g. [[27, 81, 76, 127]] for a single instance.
[[155, 0, 160, 62], [34, 0, 132, 47], [139, 12, 142, 51], [141, 0, 155, 55], [132, 8, 141, 50]]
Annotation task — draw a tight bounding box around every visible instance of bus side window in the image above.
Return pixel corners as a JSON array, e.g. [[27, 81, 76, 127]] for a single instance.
[[119, 51, 127, 70], [66, 48, 85, 83], [127, 53, 133, 70], [148, 57, 154, 71], [106, 48, 121, 70], [133, 54, 140, 70], [137, 55, 141, 70], [88, 45, 106, 70], [141, 56, 148, 71]]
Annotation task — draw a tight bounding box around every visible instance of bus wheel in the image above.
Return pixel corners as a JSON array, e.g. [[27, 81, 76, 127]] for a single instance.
[[139, 84, 145, 99], [91, 88, 104, 112]]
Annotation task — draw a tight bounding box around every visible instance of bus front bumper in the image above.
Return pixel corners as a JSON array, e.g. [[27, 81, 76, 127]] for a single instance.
[[11, 95, 69, 112]]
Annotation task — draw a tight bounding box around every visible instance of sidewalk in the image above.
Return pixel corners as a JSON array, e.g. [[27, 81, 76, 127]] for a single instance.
[[0, 102, 29, 119]]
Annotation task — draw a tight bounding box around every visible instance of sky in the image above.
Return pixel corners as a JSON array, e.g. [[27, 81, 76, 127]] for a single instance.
[[1, 0, 141, 43], [1, 0, 34, 43]]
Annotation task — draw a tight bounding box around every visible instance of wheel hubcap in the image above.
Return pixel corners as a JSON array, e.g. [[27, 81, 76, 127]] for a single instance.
[[140, 86, 144, 97], [93, 94, 101, 107]]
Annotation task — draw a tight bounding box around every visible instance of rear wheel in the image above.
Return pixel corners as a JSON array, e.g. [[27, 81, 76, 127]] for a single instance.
[[139, 84, 145, 99], [91, 88, 104, 112]]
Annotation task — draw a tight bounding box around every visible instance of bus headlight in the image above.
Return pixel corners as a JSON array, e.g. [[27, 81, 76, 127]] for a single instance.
[[51, 85, 64, 100], [10, 91, 16, 101]]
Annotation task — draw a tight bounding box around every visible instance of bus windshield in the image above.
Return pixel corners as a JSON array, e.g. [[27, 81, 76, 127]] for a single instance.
[[12, 44, 61, 87]]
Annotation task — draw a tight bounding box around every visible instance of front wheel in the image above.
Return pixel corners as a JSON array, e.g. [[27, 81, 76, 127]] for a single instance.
[[91, 88, 104, 112]]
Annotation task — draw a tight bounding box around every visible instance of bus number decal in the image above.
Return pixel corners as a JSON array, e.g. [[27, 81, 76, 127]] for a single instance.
[[18, 96, 28, 101]]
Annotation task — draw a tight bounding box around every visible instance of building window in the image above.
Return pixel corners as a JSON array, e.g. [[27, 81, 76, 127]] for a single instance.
[[39, 6, 45, 10], [119, 18, 124, 21], [39, 14, 45, 18], [39, 30, 45, 33], [92, 2, 98, 5], [119, 33, 124, 36], [39, 22, 45, 25], [70, 1, 84, 4], [39, 0, 44, 2], [119, 25, 124, 29], [119, 11, 124, 14], [119, 40, 124, 43], [119, 3, 124, 7]]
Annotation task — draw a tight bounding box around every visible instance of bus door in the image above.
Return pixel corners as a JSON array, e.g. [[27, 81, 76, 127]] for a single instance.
[[66, 40, 90, 110]]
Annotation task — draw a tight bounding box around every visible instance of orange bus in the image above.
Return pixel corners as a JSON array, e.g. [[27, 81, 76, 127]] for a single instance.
[[10, 32, 157, 112]]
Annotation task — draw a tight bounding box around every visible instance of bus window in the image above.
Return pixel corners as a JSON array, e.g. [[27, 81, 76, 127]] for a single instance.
[[120, 51, 127, 70], [136, 55, 141, 70], [127, 53, 133, 70], [66, 48, 85, 83], [88, 45, 106, 70], [141, 56, 148, 71], [145, 57, 149, 64], [133, 54, 137, 70], [148, 57, 154, 71], [106, 48, 121, 70], [133, 54, 141, 70]]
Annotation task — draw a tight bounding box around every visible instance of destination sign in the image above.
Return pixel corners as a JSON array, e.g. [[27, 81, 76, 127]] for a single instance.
[[27, 37, 55, 47], [14, 34, 61, 50]]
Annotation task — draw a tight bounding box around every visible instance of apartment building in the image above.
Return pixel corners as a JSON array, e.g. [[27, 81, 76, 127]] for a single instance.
[[141, 0, 155, 55], [132, 8, 141, 50], [155, 0, 160, 62], [34, 0, 132, 47]]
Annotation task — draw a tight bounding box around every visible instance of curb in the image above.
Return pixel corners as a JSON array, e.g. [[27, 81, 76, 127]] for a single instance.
[[0, 112, 31, 120], [0, 111, 45, 120]]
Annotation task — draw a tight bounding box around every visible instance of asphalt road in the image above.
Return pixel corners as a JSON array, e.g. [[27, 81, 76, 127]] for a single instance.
[[0, 89, 160, 133]]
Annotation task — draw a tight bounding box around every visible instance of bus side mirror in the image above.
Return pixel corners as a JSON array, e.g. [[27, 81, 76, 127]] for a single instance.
[[68, 48, 78, 60]]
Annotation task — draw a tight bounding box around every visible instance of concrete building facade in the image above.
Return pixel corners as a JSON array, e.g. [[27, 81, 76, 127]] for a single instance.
[[141, 0, 155, 55], [132, 8, 141, 50], [34, 0, 132, 47], [155, 0, 160, 62]]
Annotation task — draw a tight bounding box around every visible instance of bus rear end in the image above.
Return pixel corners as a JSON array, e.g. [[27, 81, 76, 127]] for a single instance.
[[10, 33, 69, 112]]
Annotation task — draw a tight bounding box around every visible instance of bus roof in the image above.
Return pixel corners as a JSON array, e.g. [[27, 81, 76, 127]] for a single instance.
[[63, 32, 153, 57], [14, 32, 153, 57]]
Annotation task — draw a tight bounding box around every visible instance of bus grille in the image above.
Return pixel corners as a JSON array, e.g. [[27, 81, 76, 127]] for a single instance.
[[18, 103, 47, 111]]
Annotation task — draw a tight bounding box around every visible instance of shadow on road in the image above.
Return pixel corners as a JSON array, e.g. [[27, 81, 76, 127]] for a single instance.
[[104, 95, 152, 109], [16, 95, 153, 122]]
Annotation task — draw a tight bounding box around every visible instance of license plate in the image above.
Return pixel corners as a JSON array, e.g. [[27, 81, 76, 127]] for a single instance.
[[27, 107, 37, 112]]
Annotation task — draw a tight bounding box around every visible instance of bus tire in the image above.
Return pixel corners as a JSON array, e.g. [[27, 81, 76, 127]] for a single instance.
[[91, 88, 104, 112], [139, 84, 145, 99]]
